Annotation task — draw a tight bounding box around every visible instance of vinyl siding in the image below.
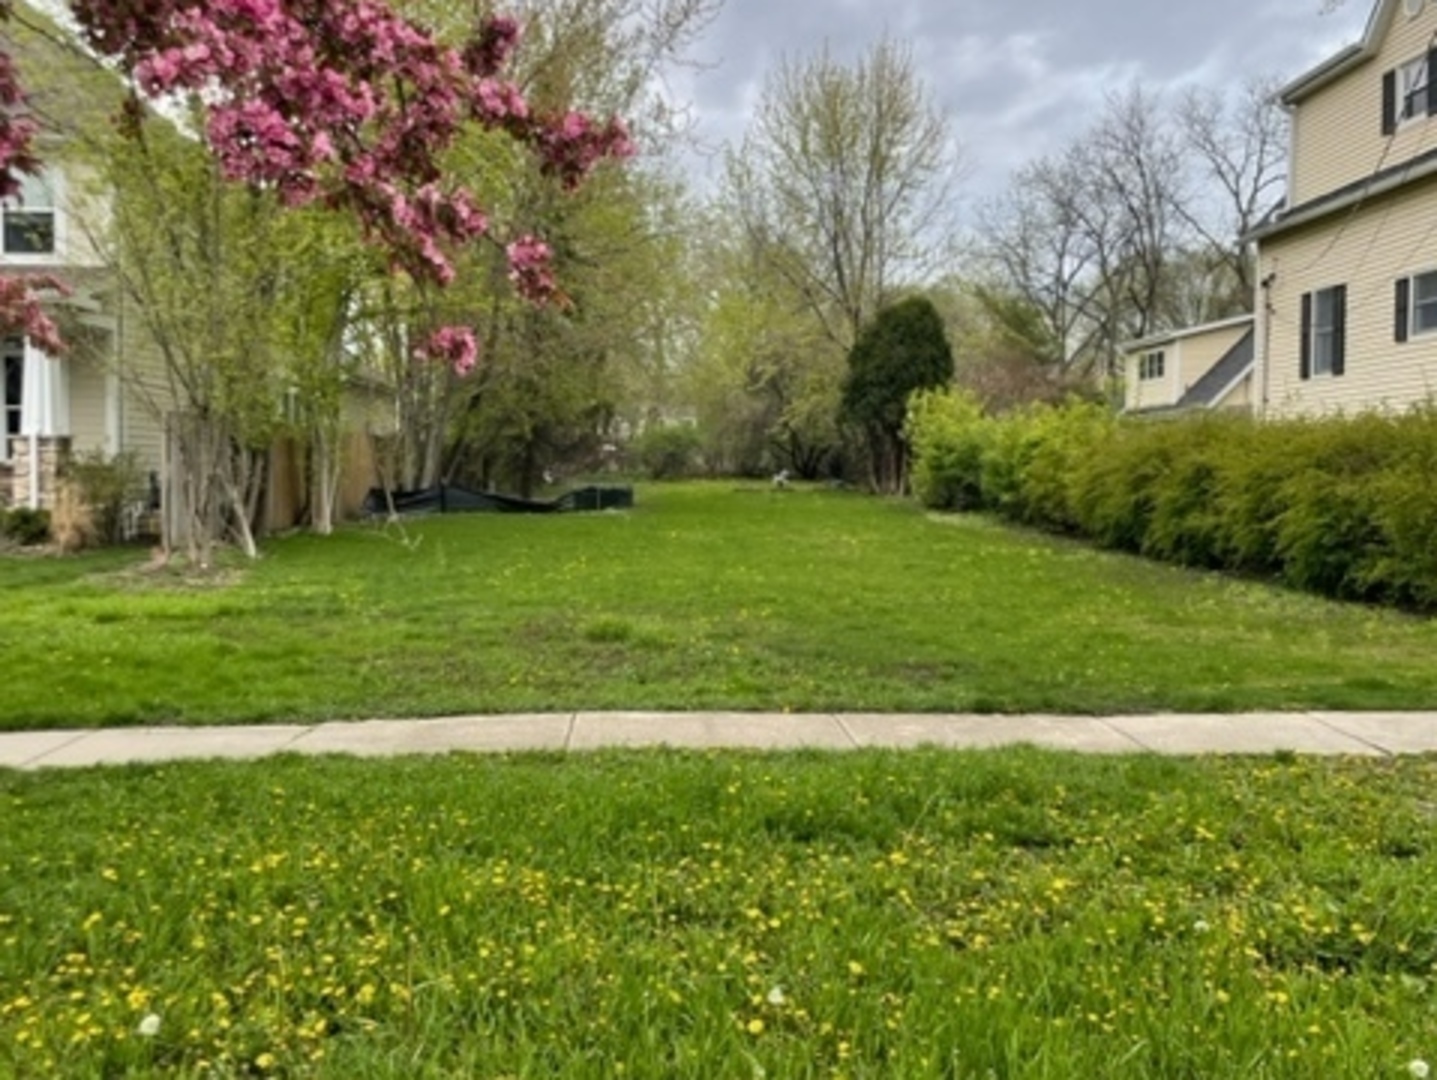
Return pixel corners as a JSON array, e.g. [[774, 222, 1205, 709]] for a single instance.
[[1290, 4, 1437, 205], [66, 351, 108, 454], [112, 294, 174, 478], [1259, 174, 1437, 416], [54, 162, 109, 270], [1221, 373, 1254, 410], [1123, 322, 1250, 412], [1125, 347, 1178, 411]]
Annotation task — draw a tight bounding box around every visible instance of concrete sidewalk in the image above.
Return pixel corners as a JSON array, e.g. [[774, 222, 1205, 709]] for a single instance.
[[2, 711, 1435, 770]]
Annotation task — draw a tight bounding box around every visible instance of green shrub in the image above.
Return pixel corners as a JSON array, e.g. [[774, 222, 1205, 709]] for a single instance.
[[977, 407, 1041, 516], [905, 389, 989, 511], [1068, 424, 1170, 553], [2, 507, 52, 546], [907, 391, 1437, 611], [62, 450, 147, 546], [1139, 417, 1249, 568], [632, 424, 704, 480], [1208, 421, 1294, 576], [1015, 401, 1115, 532]]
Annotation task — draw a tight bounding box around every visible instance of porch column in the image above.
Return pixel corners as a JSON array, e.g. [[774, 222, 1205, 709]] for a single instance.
[[17, 341, 71, 510]]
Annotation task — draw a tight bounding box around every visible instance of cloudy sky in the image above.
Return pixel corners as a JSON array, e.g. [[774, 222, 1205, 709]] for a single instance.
[[664, 0, 1372, 204]]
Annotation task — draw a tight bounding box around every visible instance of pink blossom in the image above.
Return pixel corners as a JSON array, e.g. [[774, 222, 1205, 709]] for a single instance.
[[415, 325, 479, 375], [0, 0, 636, 345], [0, 274, 73, 356], [505, 235, 559, 304], [462, 15, 521, 78]]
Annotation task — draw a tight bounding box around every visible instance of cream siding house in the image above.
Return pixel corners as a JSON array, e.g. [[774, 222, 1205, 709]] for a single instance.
[[0, 162, 168, 511], [1122, 315, 1256, 415], [1, 9, 172, 512], [1250, 0, 1437, 417]]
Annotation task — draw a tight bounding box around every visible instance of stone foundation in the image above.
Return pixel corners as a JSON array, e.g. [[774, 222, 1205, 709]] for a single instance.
[[7, 435, 70, 510]]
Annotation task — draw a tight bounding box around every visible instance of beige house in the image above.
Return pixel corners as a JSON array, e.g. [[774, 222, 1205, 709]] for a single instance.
[[1248, 0, 1437, 416], [1122, 315, 1256, 415]]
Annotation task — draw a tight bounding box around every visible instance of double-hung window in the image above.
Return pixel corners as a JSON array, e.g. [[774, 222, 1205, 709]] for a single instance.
[[1138, 350, 1165, 380], [1301, 285, 1347, 379], [1395, 269, 1437, 341], [1384, 50, 1437, 133], [0, 172, 56, 257], [2, 338, 22, 461], [1400, 54, 1430, 123]]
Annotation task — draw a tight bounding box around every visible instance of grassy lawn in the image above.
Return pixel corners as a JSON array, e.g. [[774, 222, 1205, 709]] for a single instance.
[[2, 749, 1434, 1077], [1, 482, 1436, 729]]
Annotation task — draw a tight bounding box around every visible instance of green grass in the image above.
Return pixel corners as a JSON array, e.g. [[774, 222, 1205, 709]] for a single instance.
[[2, 749, 1435, 1077], [2, 482, 1436, 729]]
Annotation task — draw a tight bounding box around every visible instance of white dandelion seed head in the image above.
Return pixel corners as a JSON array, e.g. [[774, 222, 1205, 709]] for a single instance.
[[137, 1013, 161, 1038], [1409, 1060, 1431, 1080], [1193, 919, 1211, 934], [766, 986, 786, 1006]]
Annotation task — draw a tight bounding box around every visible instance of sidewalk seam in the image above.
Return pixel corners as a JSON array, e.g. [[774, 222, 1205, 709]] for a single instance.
[[563, 713, 577, 751], [1304, 712, 1394, 757], [829, 714, 860, 749], [1097, 718, 1156, 753], [19, 730, 94, 769]]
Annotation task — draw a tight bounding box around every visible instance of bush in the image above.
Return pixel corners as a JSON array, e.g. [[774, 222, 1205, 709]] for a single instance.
[[906, 392, 1437, 612], [1139, 417, 1248, 568], [1013, 401, 1114, 532], [905, 389, 989, 511], [63, 450, 147, 546], [2, 507, 52, 546], [631, 425, 704, 480]]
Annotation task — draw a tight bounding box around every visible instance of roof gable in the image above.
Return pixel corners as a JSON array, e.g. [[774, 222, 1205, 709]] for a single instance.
[[1281, 0, 1405, 104]]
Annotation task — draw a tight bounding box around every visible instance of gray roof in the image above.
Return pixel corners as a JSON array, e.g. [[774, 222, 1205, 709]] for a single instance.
[[1176, 327, 1255, 409]]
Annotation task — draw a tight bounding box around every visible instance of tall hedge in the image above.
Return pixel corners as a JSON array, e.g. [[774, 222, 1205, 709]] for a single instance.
[[905, 391, 1437, 611]]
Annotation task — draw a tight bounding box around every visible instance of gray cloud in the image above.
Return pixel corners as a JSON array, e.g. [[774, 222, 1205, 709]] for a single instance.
[[669, 0, 1371, 202]]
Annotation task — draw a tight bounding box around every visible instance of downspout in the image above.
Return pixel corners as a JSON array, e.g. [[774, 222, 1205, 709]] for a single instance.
[[1260, 269, 1277, 420]]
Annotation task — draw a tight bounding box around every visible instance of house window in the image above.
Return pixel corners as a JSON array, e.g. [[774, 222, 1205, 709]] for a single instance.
[[1301, 285, 1347, 379], [1396, 269, 1437, 341], [1138, 351, 1165, 380], [1385, 50, 1437, 133], [1, 172, 56, 256], [2, 338, 22, 461], [1400, 55, 1430, 123]]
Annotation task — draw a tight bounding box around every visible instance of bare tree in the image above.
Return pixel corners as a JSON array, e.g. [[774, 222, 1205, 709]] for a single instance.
[[1175, 78, 1288, 303], [725, 38, 962, 352], [977, 80, 1281, 388]]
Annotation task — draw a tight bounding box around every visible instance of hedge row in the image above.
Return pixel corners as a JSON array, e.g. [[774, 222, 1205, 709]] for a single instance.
[[906, 389, 1437, 610]]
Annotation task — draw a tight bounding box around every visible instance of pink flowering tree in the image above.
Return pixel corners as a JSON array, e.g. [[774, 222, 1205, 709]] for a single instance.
[[0, 0, 634, 366]]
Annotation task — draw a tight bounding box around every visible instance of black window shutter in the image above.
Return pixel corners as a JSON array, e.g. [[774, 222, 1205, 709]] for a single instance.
[[1332, 285, 1347, 377], [1429, 50, 1437, 116], [1383, 69, 1398, 134], [1300, 292, 1313, 380], [1396, 278, 1411, 342]]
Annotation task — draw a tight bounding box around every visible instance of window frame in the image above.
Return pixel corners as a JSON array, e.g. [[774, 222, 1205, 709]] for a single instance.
[[1398, 268, 1437, 340], [1138, 350, 1165, 381], [1398, 53, 1431, 125], [1311, 288, 1340, 376], [0, 171, 59, 260], [1300, 284, 1347, 380], [2, 337, 23, 462]]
